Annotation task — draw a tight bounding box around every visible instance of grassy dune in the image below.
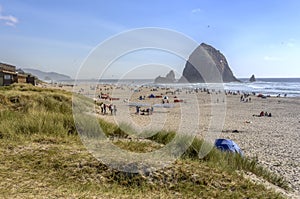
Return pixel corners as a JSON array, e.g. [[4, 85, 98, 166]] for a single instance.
[[0, 84, 287, 198]]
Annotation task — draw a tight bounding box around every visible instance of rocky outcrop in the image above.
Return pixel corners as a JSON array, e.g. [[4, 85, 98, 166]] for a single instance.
[[179, 43, 239, 83], [249, 74, 256, 82], [154, 70, 176, 83]]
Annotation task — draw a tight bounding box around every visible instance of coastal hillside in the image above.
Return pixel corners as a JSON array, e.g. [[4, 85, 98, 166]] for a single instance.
[[0, 84, 287, 198], [22, 68, 72, 81]]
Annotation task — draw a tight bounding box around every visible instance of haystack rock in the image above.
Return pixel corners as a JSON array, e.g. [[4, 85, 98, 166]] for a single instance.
[[249, 74, 256, 82], [154, 70, 176, 83], [179, 43, 239, 83]]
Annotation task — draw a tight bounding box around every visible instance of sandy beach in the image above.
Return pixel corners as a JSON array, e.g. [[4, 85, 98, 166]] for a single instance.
[[54, 83, 300, 196], [223, 93, 300, 195]]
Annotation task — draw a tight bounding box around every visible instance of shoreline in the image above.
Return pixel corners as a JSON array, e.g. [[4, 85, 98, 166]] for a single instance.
[[48, 78, 300, 98]]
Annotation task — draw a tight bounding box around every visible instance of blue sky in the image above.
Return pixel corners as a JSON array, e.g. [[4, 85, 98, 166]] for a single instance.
[[0, 0, 300, 79]]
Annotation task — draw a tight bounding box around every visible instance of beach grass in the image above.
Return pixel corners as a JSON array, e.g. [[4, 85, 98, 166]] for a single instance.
[[0, 84, 288, 198], [98, 120, 289, 190]]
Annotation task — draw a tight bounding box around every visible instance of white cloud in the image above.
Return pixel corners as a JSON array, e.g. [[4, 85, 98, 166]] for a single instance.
[[0, 15, 18, 23], [0, 5, 19, 27], [5, 21, 17, 27], [286, 42, 295, 47], [280, 39, 297, 48], [191, 8, 202, 14]]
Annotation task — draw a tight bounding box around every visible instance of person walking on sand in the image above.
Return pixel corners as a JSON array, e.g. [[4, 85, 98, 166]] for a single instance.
[[110, 104, 114, 115], [100, 102, 104, 114], [103, 103, 107, 115], [113, 105, 117, 115], [135, 106, 140, 114]]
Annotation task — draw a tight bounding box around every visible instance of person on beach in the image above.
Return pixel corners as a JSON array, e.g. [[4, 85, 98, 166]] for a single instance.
[[100, 102, 104, 114], [146, 108, 150, 115], [150, 106, 153, 115], [268, 113, 272, 117], [113, 105, 117, 115], [110, 104, 114, 115], [135, 106, 140, 114], [260, 111, 264, 117], [103, 103, 106, 115], [264, 111, 268, 116], [253, 111, 272, 117]]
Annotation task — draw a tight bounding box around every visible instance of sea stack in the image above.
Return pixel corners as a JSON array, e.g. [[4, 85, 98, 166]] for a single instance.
[[179, 43, 239, 83], [249, 74, 256, 82], [154, 70, 176, 83]]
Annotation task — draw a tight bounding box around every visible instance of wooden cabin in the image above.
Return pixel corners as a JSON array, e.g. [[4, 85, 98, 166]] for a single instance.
[[0, 63, 16, 86], [0, 62, 37, 86]]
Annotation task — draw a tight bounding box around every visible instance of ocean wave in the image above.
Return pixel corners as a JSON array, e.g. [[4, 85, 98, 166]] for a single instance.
[[224, 80, 300, 97]]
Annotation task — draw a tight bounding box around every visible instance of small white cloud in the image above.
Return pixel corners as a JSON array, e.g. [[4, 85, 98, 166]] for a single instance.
[[0, 5, 19, 27], [0, 15, 18, 23], [5, 21, 16, 27], [191, 8, 202, 14], [281, 39, 297, 48], [286, 42, 295, 47]]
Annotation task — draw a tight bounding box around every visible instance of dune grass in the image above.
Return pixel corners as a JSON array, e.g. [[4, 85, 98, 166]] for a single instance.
[[97, 119, 289, 190], [0, 84, 288, 198]]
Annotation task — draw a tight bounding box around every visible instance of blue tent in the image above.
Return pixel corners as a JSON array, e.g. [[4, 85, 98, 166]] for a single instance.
[[214, 139, 243, 155], [149, 94, 155, 98]]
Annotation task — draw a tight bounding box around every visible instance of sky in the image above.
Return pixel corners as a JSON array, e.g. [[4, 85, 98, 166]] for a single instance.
[[0, 0, 300, 79]]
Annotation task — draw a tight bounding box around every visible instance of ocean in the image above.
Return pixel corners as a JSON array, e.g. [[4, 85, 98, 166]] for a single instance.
[[68, 78, 300, 98], [224, 78, 300, 97], [153, 78, 300, 97]]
